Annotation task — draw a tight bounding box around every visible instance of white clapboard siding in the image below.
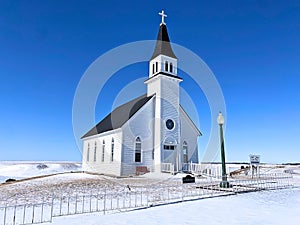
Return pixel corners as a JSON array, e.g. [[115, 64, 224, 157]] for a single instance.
[[180, 107, 200, 163], [160, 76, 181, 165], [82, 130, 123, 176], [121, 97, 155, 176]]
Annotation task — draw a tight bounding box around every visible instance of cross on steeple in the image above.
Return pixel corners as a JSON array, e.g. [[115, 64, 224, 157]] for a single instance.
[[159, 10, 167, 25]]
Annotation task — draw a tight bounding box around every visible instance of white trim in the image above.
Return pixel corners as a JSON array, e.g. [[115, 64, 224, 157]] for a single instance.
[[144, 74, 182, 85], [82, 128, 122, 141]]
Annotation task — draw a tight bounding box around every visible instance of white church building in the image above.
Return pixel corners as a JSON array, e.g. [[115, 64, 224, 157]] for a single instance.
[[81, 11, 201, 176]]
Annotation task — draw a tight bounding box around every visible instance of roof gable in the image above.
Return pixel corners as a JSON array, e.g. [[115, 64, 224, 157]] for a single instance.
[[81, 94, 153, 139], [180, 106, 202, 136]]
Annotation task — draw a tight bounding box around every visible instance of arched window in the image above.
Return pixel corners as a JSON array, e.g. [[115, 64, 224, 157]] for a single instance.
[[152, 63, 155, 74], [102, 140, 105, 162], [111, 138, 114, 162], [165, 61, 169, 71], [170, 63, 173, 73], [94, 142, 97, 162], [155, 62, 158, 72], [183, 141, 188, 163], [87, 143, 90, 162], [135, 137, 142, 162]]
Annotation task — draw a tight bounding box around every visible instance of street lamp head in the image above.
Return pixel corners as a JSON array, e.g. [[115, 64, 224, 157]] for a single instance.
[[217, 111, 225, 125]]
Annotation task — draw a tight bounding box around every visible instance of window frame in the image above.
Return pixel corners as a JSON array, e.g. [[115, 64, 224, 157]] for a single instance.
[[87, 143, 90, 162], [163, 145, 176, 150], [102, 140, 105, 162], [170, 63, 173, 73], [165, 61, 169, 72], [183, 141, 188, 163], [93, 142, 97, 162], [111, 138, 114, 162], [135, 137, 142, 163], [152, 63, 155, 74]]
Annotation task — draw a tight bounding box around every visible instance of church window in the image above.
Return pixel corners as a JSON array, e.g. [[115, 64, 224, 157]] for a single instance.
[[87, 143, 90, 162], [183, 141, 188, 163], [165, 61, 169, 71], [164, 145, 175, 150], [111, 138, 114, 162], [135, 137, 142, 162], [166, 119, 175, 130], [155, 62, 158, 72], [94, 142, 97, 162], [152, 63, 155, 74], [170, 63, 173, 73], [102, 140, 105, 162]]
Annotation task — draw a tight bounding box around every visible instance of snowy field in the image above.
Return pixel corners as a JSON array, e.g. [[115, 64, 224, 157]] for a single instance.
[[0, 161, 81, 183], [0, 161, 299, 225]]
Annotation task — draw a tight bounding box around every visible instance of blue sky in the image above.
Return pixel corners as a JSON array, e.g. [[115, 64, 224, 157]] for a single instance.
[[0, 0, 299, 163]]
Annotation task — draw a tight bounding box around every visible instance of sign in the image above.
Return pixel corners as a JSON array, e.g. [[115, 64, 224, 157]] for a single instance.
[[182, 175, 195, 184], [249, 154, 260, 164]]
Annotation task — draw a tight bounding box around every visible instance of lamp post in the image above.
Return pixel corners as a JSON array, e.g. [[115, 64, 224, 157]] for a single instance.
[[217, 112, 230, 188]]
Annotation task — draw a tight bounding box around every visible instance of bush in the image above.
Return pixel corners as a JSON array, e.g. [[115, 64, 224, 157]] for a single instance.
[[37, 164, 48, 170], [5, 178, 16, 183]]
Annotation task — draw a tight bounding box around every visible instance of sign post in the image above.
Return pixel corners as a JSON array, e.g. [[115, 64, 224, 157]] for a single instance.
[[249, 154, 260, 178]]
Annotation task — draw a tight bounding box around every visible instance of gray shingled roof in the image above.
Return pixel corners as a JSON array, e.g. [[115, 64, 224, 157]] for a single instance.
[[151, 24, 177, 60], [81, 94, 153, 139]]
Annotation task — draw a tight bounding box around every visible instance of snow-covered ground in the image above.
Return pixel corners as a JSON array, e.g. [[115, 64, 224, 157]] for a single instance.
[[0, 161, 299, 225]]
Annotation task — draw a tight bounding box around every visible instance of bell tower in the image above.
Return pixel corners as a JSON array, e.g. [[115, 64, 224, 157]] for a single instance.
[[145, 10, 182, 172]]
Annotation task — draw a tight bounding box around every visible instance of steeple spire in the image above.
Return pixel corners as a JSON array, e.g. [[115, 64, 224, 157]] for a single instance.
[[150, 10, 177, 60]]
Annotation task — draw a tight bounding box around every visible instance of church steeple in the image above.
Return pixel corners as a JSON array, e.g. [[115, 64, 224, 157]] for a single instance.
[[148, 10, 178, 78], [145, 10, 183, 173], [150, 23, 177, 60]]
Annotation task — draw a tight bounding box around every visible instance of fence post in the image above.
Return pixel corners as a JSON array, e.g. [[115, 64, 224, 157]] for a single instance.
[[181, 183, 184, 202], [140, 187, 142, 207], [110, 193, 113, 210], [123, 192, 125, 209], [103, 189, 106, 215], [67, 196, 70, 215], [3, 203, 7, 225], [146, 186, 149, 207], [96, 194, 99, 212], [23, 204, 26, 224], [117, 194, 119, 209], [50, 193, 54, 222], [13, 205, 16, 225], [135, 190, 137, 207], [89, 192, 92, 213], [32, 204, 35, 224], [59, 195, 63, 216], [75, 194, 78, 214], [82, 195, 85, 213], [41, 201, 44, 223]]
